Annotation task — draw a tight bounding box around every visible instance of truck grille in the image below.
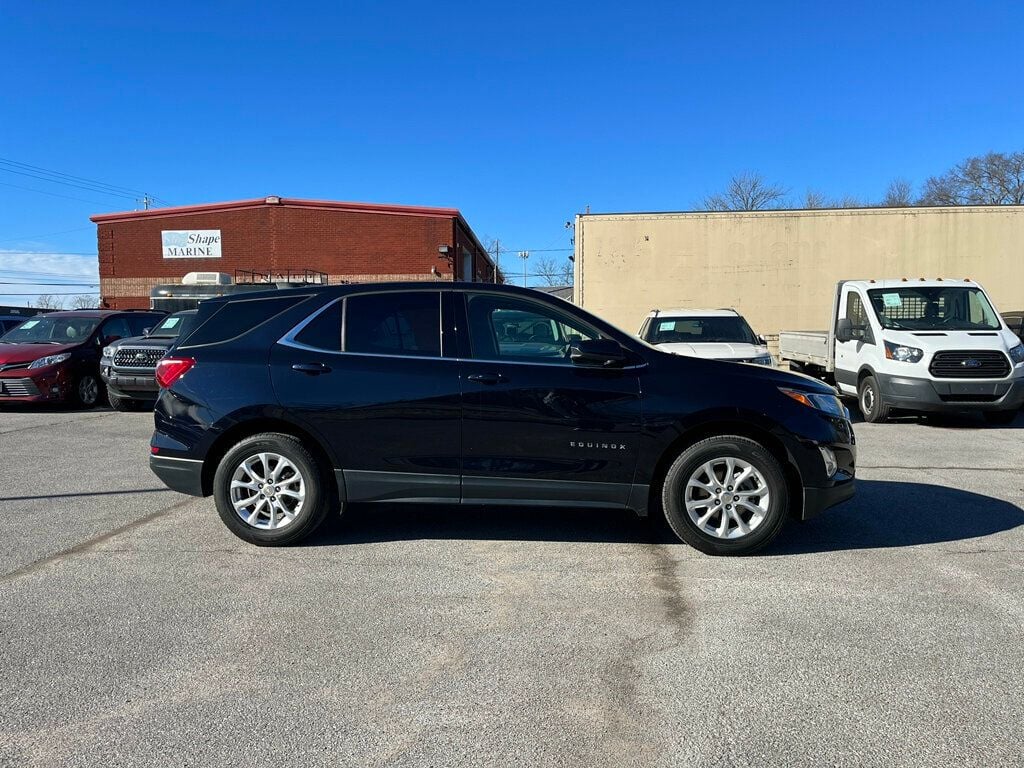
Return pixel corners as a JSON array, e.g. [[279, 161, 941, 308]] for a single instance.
[[928, 350, 1010, 379], [0, 377, 40, 396], [113, 346, 164, 369]]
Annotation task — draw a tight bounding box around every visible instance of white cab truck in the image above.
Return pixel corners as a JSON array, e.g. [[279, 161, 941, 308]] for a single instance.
[[638, 308, 774, 366], [780, 279, 1024, 424]]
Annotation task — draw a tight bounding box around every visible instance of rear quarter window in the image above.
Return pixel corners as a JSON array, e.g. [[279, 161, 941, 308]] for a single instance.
[[179, 295, 308, 348]]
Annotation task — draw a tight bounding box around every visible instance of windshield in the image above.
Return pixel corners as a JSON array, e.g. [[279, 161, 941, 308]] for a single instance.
[[867, 287, 1000, 331], [0, 316, 100, 344], [644, 316, 758, 345], [148, 311, 196, 338]]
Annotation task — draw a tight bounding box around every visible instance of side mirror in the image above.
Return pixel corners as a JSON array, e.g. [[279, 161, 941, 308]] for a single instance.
[[835, 318, 853, 343], [570, 338, 628, 368], [757, 335, 767, 346], [142, 327, 153, 337]]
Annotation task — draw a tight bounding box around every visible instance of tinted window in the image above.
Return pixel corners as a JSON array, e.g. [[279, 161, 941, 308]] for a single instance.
[[644, 316, 757, 344], [100, 317, 133, 340], [181, 295, 306, 347], [1, 316, 100, 343], [294, 300, 343, 351], [344, 292, 440, 357], [466, 294, 596, 363]]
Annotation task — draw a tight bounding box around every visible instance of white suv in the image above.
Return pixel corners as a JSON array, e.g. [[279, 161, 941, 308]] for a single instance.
[[638, 308, 774, 366]]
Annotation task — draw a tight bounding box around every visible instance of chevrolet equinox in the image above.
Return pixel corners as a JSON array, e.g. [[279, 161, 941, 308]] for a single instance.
[[149, 283, 855, 555]]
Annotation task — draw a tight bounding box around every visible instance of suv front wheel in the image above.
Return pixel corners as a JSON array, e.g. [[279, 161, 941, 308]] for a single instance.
[[213, 433, 333, 546], [661, 435, 789, 555]]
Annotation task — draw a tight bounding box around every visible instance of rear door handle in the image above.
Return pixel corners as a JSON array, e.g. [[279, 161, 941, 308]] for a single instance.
[[292, 362, 332, 375], [467, 372, 506, 385]]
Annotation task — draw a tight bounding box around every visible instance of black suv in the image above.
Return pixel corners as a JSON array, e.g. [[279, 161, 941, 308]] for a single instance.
[[149, 283, 855, 555], [101, 310, 197, 411]]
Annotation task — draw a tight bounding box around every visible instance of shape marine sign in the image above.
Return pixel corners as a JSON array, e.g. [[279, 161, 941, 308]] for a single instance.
[[161, 230, 222, 258]]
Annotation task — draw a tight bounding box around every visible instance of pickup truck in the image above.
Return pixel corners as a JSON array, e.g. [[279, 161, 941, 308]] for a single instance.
[[779, 279, 1024, 424]]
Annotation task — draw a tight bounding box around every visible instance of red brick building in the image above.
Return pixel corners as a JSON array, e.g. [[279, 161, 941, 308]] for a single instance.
[[90, 196, 496, 309]]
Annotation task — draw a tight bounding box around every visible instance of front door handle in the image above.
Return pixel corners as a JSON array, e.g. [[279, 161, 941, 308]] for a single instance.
[[467, 372, 506, 385], [292, 362, 332, 375]]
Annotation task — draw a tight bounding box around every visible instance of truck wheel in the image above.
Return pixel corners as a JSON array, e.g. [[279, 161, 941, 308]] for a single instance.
[[983, 410, 1017, 426], [660, 435, 789, 556], [213, 433, 333, 546], [858, 375, 890, 423]]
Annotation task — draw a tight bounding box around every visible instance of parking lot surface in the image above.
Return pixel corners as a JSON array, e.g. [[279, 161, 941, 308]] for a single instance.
[[1, 407, 1021, 767]]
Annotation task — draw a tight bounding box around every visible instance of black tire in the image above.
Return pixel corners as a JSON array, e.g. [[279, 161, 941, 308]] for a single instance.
[[983, 410, 1017, 426], [858, 375, 890, 423], [107, 392, 139, 412], [72, 373, 103, 409], [660, 435, 790, 556], [213, 433, 333, 546]]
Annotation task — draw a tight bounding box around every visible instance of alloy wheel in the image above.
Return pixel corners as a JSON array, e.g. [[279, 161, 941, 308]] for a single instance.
[[79, 376, 98, 406], [683, 457, 771, 539], [229, 452, 306, 530]]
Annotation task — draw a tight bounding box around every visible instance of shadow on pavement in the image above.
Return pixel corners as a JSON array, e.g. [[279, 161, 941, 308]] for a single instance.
[[305, 479, 1022, 552], [762, 479, 1023, 555]]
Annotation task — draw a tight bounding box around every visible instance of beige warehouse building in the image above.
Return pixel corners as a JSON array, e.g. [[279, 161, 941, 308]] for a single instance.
[[573, 205, 1024, 340]]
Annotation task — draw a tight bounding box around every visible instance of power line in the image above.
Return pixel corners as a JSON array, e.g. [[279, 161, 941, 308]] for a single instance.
[[0, 164, 137, 200], [0, 291, 98, 296], [0, 157, 147, 197], [0, 225, 94, 245], [0, 180, 117, 207]]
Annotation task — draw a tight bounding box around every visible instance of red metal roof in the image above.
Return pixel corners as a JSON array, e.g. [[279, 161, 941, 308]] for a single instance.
[[90, 196, 462, 223]]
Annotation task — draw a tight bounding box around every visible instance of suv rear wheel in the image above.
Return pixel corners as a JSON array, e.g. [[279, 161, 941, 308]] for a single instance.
[[661, 435, 789, 555], [213, 433, 333, 546]]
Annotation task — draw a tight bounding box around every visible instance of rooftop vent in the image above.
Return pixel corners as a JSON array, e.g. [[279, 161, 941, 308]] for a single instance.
[[182, 271, 233, 286]]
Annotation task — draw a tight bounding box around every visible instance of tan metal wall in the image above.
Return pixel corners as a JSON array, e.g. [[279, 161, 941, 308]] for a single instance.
[[574, 206, 1024, 337]]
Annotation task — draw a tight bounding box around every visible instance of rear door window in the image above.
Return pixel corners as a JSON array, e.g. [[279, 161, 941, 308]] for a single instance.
[[344, 292, 441, 357]]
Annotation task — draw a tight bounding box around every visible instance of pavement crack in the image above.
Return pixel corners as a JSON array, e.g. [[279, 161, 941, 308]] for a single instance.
[[0, 497, 195, 583]]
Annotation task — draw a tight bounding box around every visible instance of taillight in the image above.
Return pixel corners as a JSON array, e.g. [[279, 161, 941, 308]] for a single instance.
[[155, 357, 195, 388]]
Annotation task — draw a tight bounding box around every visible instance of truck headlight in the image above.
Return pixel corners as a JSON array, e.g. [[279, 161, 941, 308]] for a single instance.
[[884, 341, 923, 363], [1009, 344, 1024, 364], [28, 352, 72, 369], [102, 346, 115, 359], [751, 354, 774, 366], [779, 387, 846, 418]]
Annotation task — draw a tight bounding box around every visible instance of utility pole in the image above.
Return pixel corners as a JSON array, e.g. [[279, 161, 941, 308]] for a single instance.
[[493, 239, 500, 283], [518, 251, 529, 288], [138, 194, 152, 210]]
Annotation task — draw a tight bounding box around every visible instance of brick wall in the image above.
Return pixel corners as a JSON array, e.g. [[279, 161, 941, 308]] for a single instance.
[[96, 200, 492, 308]]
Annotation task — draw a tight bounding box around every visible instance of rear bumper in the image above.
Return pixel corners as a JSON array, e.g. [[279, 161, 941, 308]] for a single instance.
[[877, 372, 1024, 412], [149, 454, 205, 496]]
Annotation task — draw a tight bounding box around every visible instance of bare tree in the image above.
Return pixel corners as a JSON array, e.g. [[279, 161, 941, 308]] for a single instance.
[[69, 294, 99, 309], [803, 189, 831, 209], [881, 178, 914, 207], [35, 294, 64, 311], [918, 151, 1024, 206], [533, 256, 573, 286], [701, 172, 788, 211]]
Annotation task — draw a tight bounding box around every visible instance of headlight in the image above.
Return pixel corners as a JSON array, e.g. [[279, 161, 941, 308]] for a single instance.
[[1009, 344, 1024, 364], [779, 387, 846, 418], [102, 346, 115, 359], [751, 354, 774, 366], [28, 352, 72, 369], [884, 340, 923, 363]]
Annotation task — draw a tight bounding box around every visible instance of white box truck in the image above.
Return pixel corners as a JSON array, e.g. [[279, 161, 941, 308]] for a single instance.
[[779, 279, 1024, 424]]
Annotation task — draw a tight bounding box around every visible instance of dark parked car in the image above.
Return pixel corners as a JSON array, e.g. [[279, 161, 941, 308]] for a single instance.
[[101, 310, 198, 411], [0, 310, 165, 407], [149, 283, 855, 555]]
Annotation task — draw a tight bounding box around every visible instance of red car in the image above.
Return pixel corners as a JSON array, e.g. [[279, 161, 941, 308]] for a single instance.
[[0, 310, 164, 407]]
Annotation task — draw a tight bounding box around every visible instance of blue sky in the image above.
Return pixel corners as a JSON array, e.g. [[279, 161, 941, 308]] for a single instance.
[[1, 1, 1023, 302]]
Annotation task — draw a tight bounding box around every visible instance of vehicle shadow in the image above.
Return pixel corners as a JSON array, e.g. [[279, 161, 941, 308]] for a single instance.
[[842, 400, 1023, 429], [762, 479, 1023, 555], [0, 403, 113, 415], [305, 479, 1022, 553]]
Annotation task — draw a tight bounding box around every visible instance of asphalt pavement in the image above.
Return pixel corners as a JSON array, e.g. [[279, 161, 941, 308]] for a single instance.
[[1, 406, 1021, 767]]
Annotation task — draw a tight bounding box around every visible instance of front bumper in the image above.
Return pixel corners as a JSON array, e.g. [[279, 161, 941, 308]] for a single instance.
[[102, 366, 159, 399], [150, 454, 205, 496], [0, 367, 72, 402], [877, 372, 1024, 412]]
